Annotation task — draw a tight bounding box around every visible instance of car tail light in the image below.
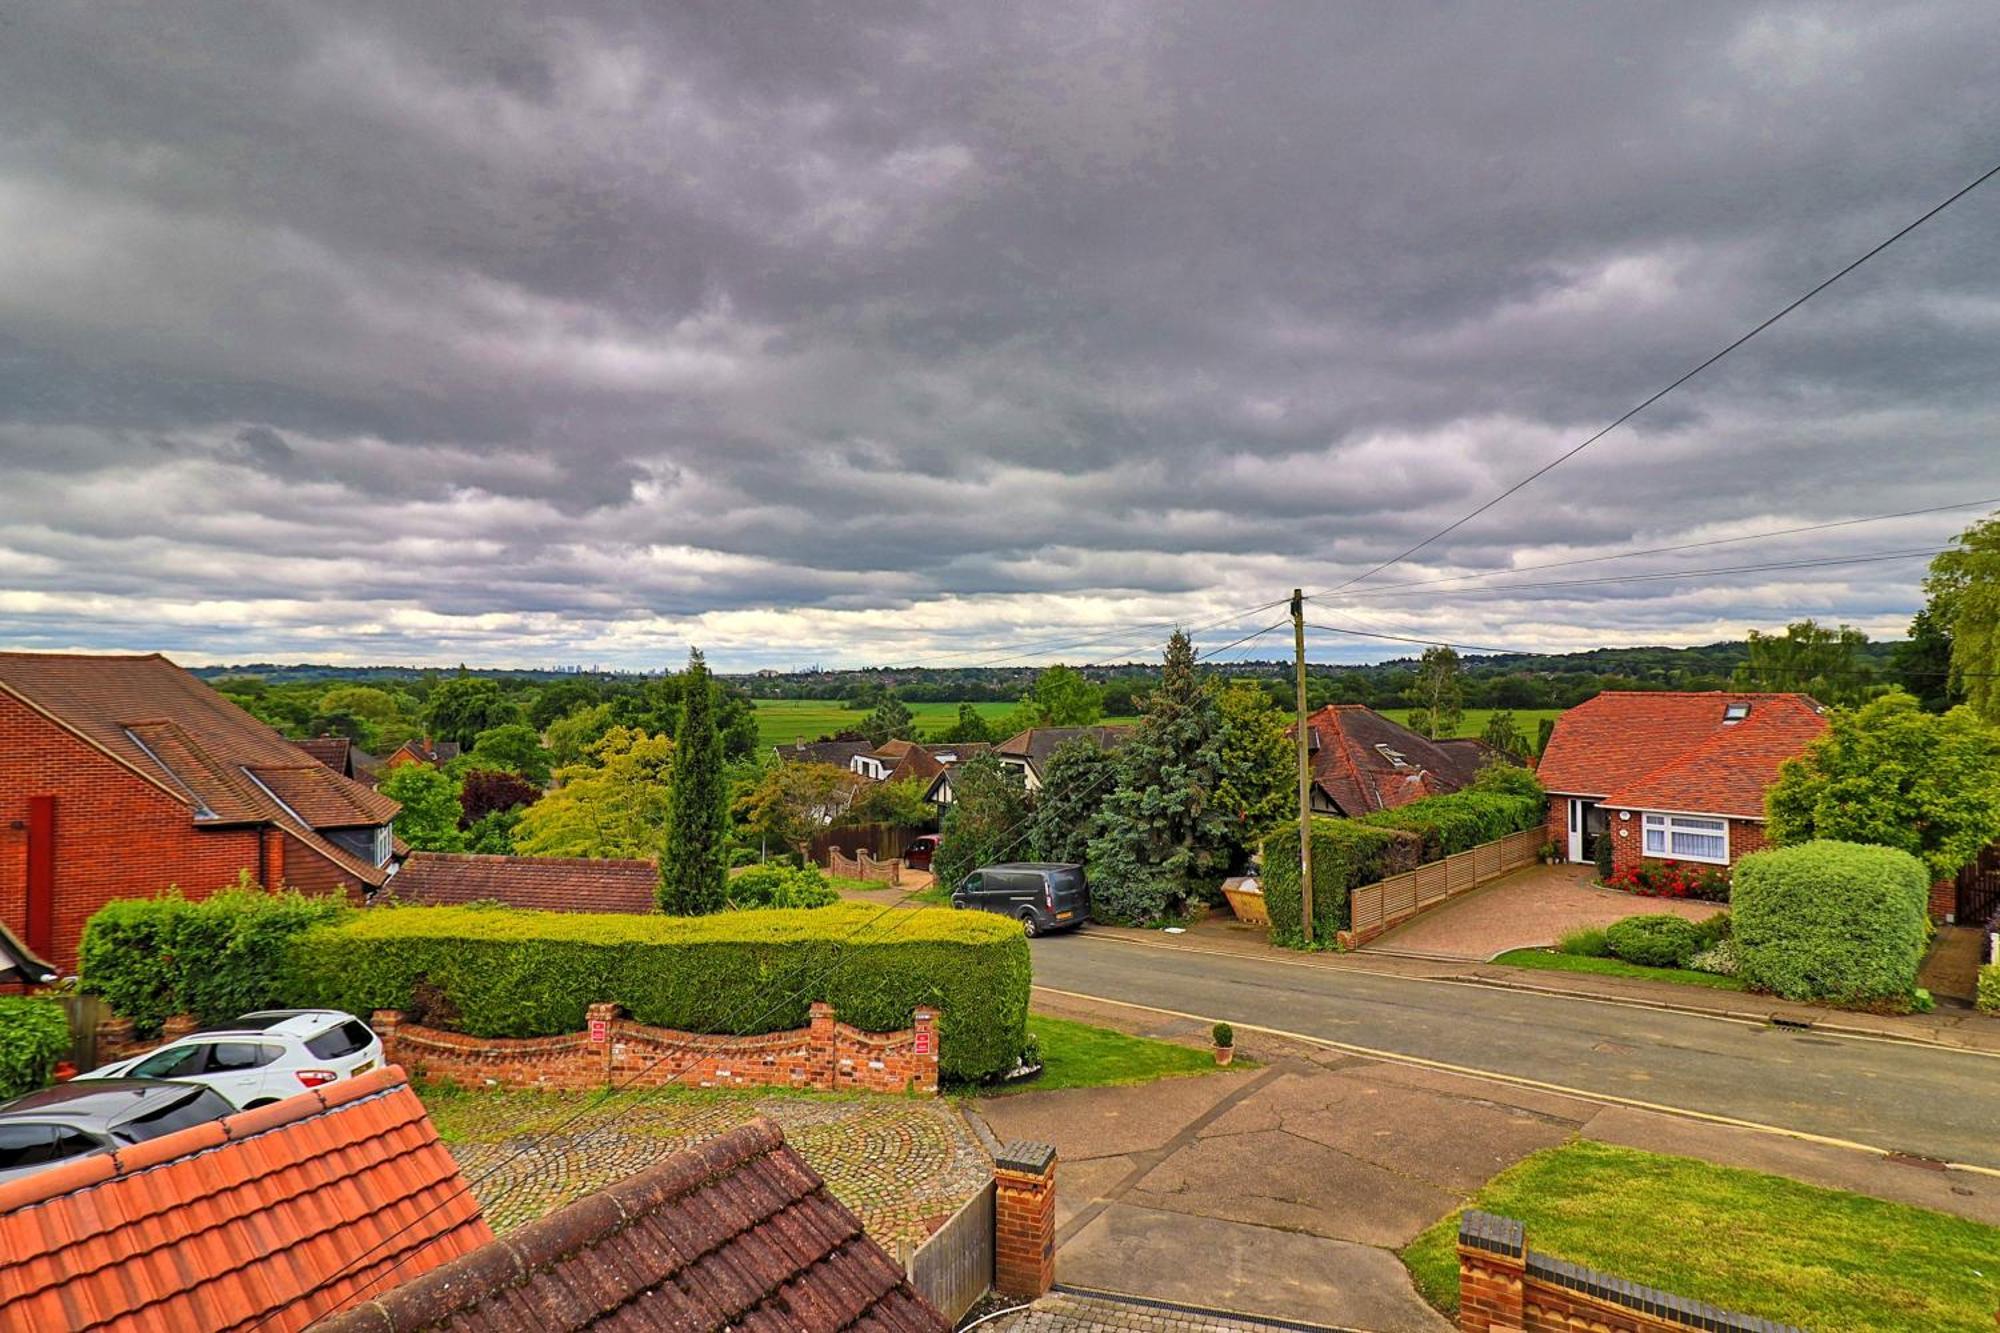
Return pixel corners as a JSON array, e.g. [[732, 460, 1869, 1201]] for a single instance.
[[1045, 882, 1055, 908], [296, 1069, 339, 1088]]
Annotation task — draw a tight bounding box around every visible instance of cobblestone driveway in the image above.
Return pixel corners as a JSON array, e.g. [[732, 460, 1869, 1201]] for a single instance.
[[427, 1087, 991, 1246]]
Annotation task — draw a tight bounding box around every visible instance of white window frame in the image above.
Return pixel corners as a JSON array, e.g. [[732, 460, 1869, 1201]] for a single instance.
[[1641, 813, 1730, 864]]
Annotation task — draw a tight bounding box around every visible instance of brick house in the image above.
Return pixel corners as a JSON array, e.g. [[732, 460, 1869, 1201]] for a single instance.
[[0, 652, 400, 973], [1537, 692, 1826, 876], [1287, 705, 1490, 815]]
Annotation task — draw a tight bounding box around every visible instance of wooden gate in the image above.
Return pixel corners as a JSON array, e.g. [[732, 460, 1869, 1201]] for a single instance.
[[1957, 842, 2000, 926], [53, 993, 108, 1071], [904, 1179, 993, 1323]]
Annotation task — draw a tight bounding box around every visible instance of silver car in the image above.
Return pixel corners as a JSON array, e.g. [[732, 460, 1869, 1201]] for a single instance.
[[0, 1079, 235, 1185]]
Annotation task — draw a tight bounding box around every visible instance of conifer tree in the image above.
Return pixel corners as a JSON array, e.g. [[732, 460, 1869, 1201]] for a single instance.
[[660, 649, 728, 914]]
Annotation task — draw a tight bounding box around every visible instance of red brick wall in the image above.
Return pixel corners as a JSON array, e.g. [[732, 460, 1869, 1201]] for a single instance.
[[994, 1148, 1057, 1299], [1543, 798, 1569, 858], [374, 1001, 940, 1096], [0, 695, 265, 973], [1606, 812, 1766, 878]]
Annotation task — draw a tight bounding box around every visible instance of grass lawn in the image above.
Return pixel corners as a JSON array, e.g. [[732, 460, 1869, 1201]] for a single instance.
[[1385, 706, 1564, 744], [1401, 1139, 2000, 1331], [824, 874, 951, 905], [1493, 947, 1747, 992], [1006, 1013, 1230, 1092], [753, 698, 1138, 748]]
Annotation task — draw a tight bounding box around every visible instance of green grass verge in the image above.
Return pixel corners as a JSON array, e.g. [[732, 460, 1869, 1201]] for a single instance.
[[1493, 947, 1747, 991], [1401, 1139, 2000, 1331], [753, 698, 1138, 748], [1007, 1013, 1228, 1092]]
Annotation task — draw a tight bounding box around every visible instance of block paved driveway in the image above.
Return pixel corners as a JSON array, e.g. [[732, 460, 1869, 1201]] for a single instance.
[[1361, 863, 1723, 960], [425, 1087, 990, 1246]]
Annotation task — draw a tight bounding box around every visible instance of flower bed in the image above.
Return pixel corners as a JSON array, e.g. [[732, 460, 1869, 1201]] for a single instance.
[[1605, 858, 1730, 902]]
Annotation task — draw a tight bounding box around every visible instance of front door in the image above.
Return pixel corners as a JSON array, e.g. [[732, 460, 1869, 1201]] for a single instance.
[[1567, 798, 1601, 864]]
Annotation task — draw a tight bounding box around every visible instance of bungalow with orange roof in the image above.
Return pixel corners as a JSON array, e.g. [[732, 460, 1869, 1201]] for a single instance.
[[1536, 691, 1827, 876]]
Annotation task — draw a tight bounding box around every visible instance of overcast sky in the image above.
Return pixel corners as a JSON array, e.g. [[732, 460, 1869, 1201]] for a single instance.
[[3, 3, 1998, 672]]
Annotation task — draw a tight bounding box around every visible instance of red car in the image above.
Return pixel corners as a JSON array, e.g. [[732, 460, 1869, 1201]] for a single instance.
[[905, 834, 940, 871]]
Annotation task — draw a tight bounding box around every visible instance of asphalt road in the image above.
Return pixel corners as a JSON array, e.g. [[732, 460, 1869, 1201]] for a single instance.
[[1031, 932, 2000, 1170]]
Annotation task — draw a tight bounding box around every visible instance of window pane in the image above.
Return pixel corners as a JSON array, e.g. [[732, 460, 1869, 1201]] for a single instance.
[[1644, 829, 1666, 853], [1671, 830, 1726, 860], [1676, 817, 1725, 832], [132, 1044, 206, 1079], [1644, 814, 1664, 827]]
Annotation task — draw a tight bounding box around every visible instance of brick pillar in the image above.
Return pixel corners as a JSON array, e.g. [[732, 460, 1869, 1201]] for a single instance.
[[162, 1014, 197, 1042], [994, 1141, 1057, 1299], [809, 1001, 837, 1090], [261, 827, 286, 889], [912, 1008, 938, 1094], [371, 1010, 403, 1066], [1930, 877, 1957, 924], [1456, 1212, 1525, 1332], [586, 1002, 621, 1083]]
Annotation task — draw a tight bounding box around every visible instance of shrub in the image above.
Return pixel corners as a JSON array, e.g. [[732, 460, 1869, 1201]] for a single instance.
[[1593, 837, 1614, 882], [286, 902, 1030, 1083], [1212, 1021, 1234, 1047], [1355, 771, 1545, 862], [1693, 911, 1732, 947], [1732, 841, 1930, 1005], [1261, 818, 1422, 945], [724, 862, 840, 910], [1555, 926, 1610, 957], [1979, 964, 2000, 1015], [1607, 860, 1731, 902], [79, 880, 352, 1034], [1688, 939, 1740, 977], [1604, 914, 1704, 969], [0, 996, 70, 1098]]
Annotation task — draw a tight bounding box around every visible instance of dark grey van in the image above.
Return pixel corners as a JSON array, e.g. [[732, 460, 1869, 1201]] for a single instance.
[[952, 862, 1090, 936]]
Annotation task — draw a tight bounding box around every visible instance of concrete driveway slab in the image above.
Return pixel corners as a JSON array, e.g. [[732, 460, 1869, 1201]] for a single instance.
[[1060, 1202, 1450, 1332], [976, 1069, 1262, 1160], [1364, 864, 1722, 960]]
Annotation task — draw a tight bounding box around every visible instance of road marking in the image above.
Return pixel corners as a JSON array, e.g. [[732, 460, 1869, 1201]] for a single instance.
[[1033, 983, 2000, 1180], [1067, 931, 2000, 1063]]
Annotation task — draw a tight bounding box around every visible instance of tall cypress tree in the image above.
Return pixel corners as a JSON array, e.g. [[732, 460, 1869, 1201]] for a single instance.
[[660, 648, 728, 914]]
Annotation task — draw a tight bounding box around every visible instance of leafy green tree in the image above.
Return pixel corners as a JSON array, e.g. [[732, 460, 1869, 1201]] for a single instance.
[[513, 727, 674, 858], [1086, 632, 1234, 923], [845, 777, 936, 828], [545, 702, 617, 768], [305, 706, 375, 750], [661, 649, 729, 914], [425, 677, 522, 747], [462, 722, 553, 786], [1766, 691, 2000, 880], [1404, 645, 1464, 739], [736, 761, 851, 859], [1479, 710, 1528, 761], [317, 685, 412, 742], [1926, 513, 2000, 725], [933, 752, 1031, 891], [861, 695, 915, 747], [1028, 665, 1103, 726], [935, 703, 996, 744], [379, 764, 466, 852], [1214, 683, 1293, 863], [1892, 605, 1959, 713], [1733, 619, 1872, 705], [528, 679, 603, 730], [464, 809, 520, 854], [1028, 737, 1117, 864]]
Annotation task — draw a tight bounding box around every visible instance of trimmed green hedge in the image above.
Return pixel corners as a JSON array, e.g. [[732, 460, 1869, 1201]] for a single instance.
[[1262, 819, 1422, 945], [79, 881, 353, 1035], [1354, 769, 1546, 862], [1604, 914, 1703, 969], [1977, 963, 1998, 1015], [286, 902, 1030, 1083], [1732, 841, 1930, 1005], [0, 996, 69, 1099]]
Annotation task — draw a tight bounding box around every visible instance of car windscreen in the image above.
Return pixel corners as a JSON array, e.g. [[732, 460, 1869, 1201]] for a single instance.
[[114, 1089, 231, 1143]]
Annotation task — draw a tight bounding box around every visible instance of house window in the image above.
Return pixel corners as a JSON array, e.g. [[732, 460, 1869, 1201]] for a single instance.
[[1642, 814, 1729, 863]]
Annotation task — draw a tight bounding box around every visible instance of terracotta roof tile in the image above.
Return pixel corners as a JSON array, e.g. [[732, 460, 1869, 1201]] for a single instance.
[[1537, 691, 1826, 820], [294, 736, 354, 775], [0, 1066, 490, 1333], [314, 1117, 946, 1333], [1286, 706, 1485, 815], [387, 853, 661, 913]]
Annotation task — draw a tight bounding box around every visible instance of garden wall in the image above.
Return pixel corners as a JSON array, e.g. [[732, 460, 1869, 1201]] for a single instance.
[[373, 1001, 939, 1095], [827, 847, 905, 885], [1457, 1211, 1802, 1333]]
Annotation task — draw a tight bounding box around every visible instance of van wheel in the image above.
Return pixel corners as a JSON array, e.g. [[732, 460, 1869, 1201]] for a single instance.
[[1018, 908, 1040, 938], [951, 895, 968, 910]]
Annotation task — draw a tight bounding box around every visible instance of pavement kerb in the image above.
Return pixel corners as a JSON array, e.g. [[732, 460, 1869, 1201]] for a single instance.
[[1077, 926, 2000, 1058], [1031, 982, 2000, 1183]]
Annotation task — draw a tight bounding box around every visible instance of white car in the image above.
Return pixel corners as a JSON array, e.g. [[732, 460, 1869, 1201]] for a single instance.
[[79, 1010, 383, 1109]]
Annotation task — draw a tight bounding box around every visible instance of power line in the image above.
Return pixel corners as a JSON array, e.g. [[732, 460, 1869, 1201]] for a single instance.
[[1310, 155, 2000, 598]]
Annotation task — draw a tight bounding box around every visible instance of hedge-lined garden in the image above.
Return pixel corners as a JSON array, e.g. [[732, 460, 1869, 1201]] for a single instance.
[[0, 996, 70, 1099], [1263, 765, 1547, 946], [287, 901, 1030, 1083], [1732, 840, 1931, 1006]]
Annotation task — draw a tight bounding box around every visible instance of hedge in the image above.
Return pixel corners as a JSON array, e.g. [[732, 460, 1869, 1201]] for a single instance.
[[1262, 819, 1422, 945], [0, 996, 70, 1099], [79, 881, 353, 1035], [724, 862, 841, 910], [1354, 772, 1545, 862], [286, 902, 1030, 1083], [1731, 841, 1930, 1005], [1604, 914, 1703, 969], [1978, 963, 1999, 1015]]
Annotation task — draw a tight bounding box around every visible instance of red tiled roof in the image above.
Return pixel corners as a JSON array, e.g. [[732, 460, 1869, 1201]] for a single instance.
[[1537, 691, 1826, 819], [294, 735, 354, 775], [1287, 706, 1485, 815], [315, 1117, 946, 1333], [388, 852, 661, 913], [0, 1067, 490, 1333], [0, 652, 398, 887]]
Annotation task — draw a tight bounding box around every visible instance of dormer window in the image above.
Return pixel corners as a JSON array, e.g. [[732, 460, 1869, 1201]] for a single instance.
[[1722, 702, 1750, 724], [1374, 744, 1410, 768]]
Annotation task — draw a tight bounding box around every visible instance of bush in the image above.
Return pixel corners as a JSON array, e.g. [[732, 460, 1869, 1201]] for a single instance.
[[1979, 964, 2000, 1015], [0, 996, 70, 1098], [1688, 938, 1739, 976], [1212, 1021, 1234, 1047], [1604, 914, 1704, 969], [1261, 818, 1422, 945], [1555, 926, 1610, 957], [724, 862, 840, 910], [1593, 837, 1614, 882], [79, 879, 352, 1034], [1354, 771, 1545, 862], [1607, 860, 1731, 902], [1732, 841, 1930, 1005], [287, 902, 1030, 1083]]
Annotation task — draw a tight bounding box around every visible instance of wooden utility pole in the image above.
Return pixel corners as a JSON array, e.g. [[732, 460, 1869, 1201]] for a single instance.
[[1292, 588, 1314, 944]]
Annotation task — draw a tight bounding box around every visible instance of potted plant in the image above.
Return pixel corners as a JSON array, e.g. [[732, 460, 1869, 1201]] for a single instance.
[[1211, 1022, 1235, 1066]]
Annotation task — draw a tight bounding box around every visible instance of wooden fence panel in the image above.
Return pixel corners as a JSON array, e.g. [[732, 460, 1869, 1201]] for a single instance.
[[1338, 826, 1550, 948], [906, 1179, 994, 1323], [54, 993, 106, 1071]]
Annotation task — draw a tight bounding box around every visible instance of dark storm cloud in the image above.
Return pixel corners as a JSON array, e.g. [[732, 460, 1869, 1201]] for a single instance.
[[1, 1, 1998, 668]]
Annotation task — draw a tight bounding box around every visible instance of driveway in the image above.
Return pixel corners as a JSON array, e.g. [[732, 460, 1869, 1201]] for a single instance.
[[1363, 863, 1722, 960]]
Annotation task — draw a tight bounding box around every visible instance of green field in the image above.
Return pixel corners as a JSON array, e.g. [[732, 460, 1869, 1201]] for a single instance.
[[754, 698, 1138, 748], [1384, 707, 1564, 744]]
